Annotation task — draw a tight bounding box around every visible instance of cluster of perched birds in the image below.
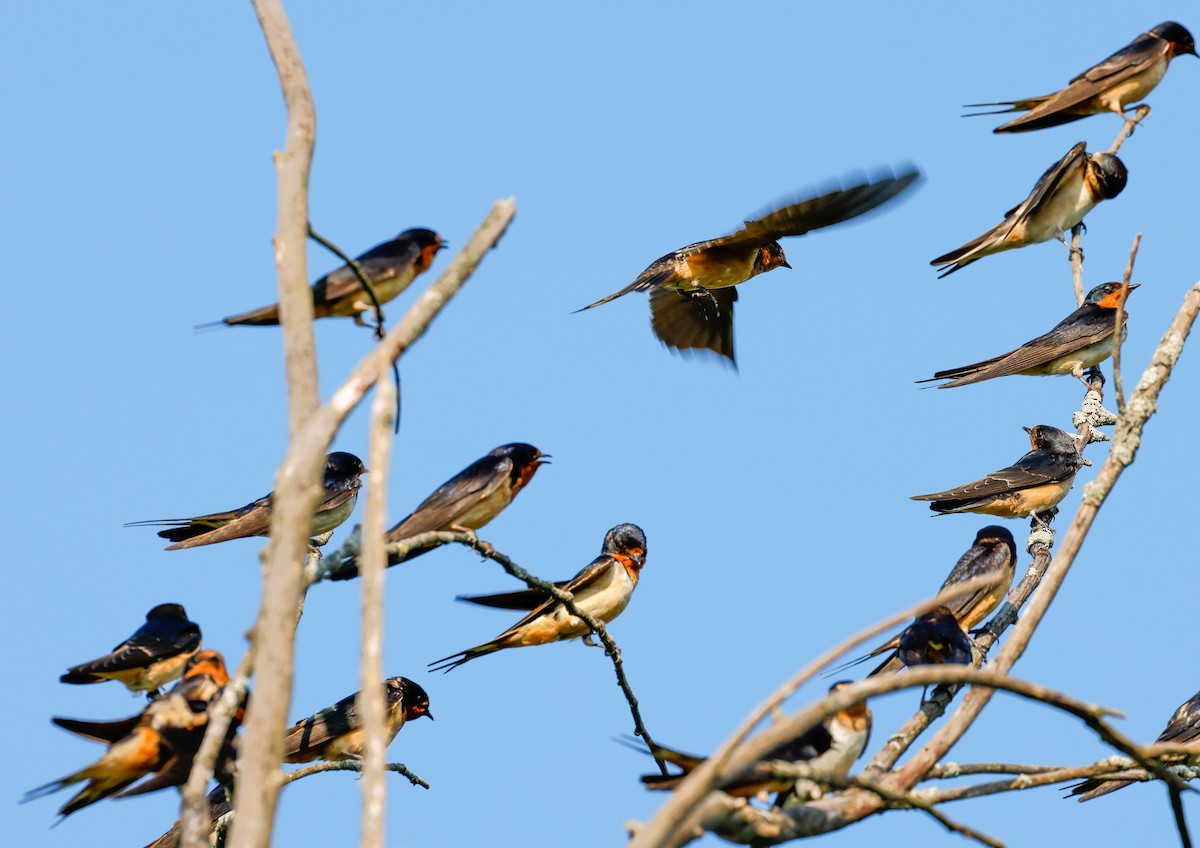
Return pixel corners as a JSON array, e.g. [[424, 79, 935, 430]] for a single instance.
[[25, 19, 1200, 836]]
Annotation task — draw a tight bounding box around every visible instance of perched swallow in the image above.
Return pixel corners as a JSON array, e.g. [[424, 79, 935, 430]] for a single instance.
[[327, 443, 547, 581], [911, 425, 1085, 519], [141, 786, 230, 848], [283, 676, 432, 763], [44, 650, 240, 815], [216, 229, 445, 327], [931, 142, 1127, 277], [576, 168, 919, 365], [25, 652, 227, 822], [60, 603, 202, 696], [129, 452, 366, 550], [633, 682, 871, 804], [835, 527, 1016, 677], [920, 283, 1138, 388], [966, 23, 1197, 133], [429, 523, 646, 672], [52, 650, 232, 747], [1069, 688, 1200, 801]]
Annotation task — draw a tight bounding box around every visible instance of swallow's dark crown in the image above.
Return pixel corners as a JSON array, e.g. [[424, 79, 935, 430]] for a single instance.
[[399, 228, 443, 247], [1087, 153, 1128, 199], [489, 443, 543, 466], [324, 452, 367, 485], [1024, 425, 1078, 454], [1152, 22, 1196, 54], [603, 523, 647, 557], [1084, 282, 1138, 306], [147, 603, 189, 620], [388, 676, 431, 715]]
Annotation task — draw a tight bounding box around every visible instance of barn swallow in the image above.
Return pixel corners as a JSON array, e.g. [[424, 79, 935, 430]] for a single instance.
[[52, 650, 232, 747], [25, 690, 214, 818], [911, 425, 1085, 519], [216, 229, 445, 327], [835, 527, 1016, 677], [283, 676, 432, 763], [931, 142, 1127, 277], [920, 283, 1138, 388], [141, 786, 229, 848], [576, 168, 919, 365], [1069, 687, 1200, 801], [128, 452, 366, 550], [44, 650, 240, 814], [327, 443, 546, 581], [966, 23, 1197, 133], [60, 603, 202, 696], [633, 682, 871, 804], [428, 523, 646, 672]]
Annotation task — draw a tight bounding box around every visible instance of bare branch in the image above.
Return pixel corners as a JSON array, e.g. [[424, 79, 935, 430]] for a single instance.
[[1113, 232, 1142, 414], [1107, 104, 1151, 154], [282, 759, 429, 788], [228, 5, 318, 846], [358, 371, 395, 848], [848, 774, 1003, 848], [1070, 224, 1085, 306]]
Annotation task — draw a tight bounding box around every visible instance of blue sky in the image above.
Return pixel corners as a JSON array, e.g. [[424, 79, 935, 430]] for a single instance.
[[5, 2, 1199, 846]]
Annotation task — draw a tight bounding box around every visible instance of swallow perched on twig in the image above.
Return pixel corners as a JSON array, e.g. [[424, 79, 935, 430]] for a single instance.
[[428, 523, 646, 672], [60, 604, 202, 696], [26, 651, 232, 820], [931, 142, 1127, 277], [834, 527, 1016, 678], [283, 677, 432, 763], [911, 426, 1085, 519], [215, 229, 445, 327], [1068, 688, 1200, 801], [129, 452, 366, 550], [920, 283, 1138, 388], [576, 168, 919, 365], [141, 786, 230, 848], [966, 22, 1197, 134], [630, 682, 871, 804], [327, 443, 546, 581]]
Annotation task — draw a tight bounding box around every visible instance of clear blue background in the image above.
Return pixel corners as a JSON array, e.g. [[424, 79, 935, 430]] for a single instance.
[[5, 2, 1198, 846]]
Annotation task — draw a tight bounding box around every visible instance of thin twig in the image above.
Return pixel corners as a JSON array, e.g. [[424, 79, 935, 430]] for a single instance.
[[307, 223, 386, 339], [1113, 232, 1142, 414], [850, 774, 1003, 848], [1070, 224, 1085, 306], [1171, 785, 1193, 848], [358, 369, 395, 848], [1108, 104, 1152, 154], [307, 223, 404, 431], [282, 760, 429, 789], [179, 653, 254, 848]]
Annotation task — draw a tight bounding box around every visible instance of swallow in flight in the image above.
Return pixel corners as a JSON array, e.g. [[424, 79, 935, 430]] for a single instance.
[[283, 677, 432, 763], [60, 604, 202, 696], [835, 527, 1016, 677], [911, 426, 1085, 519], [966, 22, 1196, 133], [429, 523, 646, 672], [576, 168, 919, 365], [634, 682, 871, 804], [921, 282, 1138, 388], [327, 443, 546, 580], [129, 452, 366, 550], [217, 229, 445, 327], [1069, 687, 1200, 801], [931, 142, 1126, 277]]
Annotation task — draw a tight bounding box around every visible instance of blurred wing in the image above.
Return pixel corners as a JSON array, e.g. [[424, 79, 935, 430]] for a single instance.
[[649, 286, 736, 365], [709, 168, 920, 248]]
